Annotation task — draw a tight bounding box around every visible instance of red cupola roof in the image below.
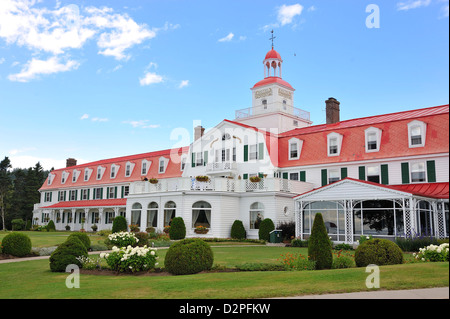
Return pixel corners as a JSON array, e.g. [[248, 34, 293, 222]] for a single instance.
[[265, 48, 282, 60]]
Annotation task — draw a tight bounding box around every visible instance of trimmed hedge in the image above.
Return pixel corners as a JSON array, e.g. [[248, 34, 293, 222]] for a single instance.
[[46, 220, 56, 232], [1, 232, 32, 257], [164, 238, 214, 275], [355, 238, 404, 267], [112, 215, 128, 233], [68, 232, 91, 250], [169, 217, 186, 240], [231, 220, 246, 240], [308, 213, 333, 270], [258, 218, 275, 241], [49, 236, 88, 272]]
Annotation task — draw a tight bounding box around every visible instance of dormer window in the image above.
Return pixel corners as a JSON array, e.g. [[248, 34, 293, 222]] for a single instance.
[[141, 160, 150, 175], [159, 157, 168, 174], [111, 166, 116, 178], [97, 167, 102, 179], [365, 127, 382, 153], [72, 170, 80, 183], [288, 138, 303, 160], [84, 169, 90, 181], [327, 132, 343, 157], [408, 120, 426, 148], [61, 171, 69, 184], [47, 174, 54, 185]]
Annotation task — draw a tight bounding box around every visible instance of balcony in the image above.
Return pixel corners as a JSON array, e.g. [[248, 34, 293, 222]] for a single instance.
[[129, 177, 313, 195], [206, 162, 238, 175], [235, 104, 310, 122]]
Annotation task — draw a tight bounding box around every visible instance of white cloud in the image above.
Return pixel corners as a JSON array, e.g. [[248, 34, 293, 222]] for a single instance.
[[218, 32, 234, 42], [7, 56, 80, 82], [308, 6, 317, 12], [277, 4, 304, 26], [123, 120, 160, 128], [91, 117, 108, 122], [397, 0, 432, 11], [8, 147, 37, 156], [439, 1, 449, 18], [80, 113, 89, 120], [178, 80, 189, 88], [139, 72, 163, 86]]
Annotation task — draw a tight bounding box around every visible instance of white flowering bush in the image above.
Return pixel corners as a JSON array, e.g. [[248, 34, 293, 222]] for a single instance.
[[413, 243, 449, 262], [101, 245, 158, 273], [107, 231, 139, 248]]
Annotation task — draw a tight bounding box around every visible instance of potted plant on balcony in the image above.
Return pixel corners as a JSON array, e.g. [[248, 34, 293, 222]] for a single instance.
[[250, 176, 261, 183], [196, 176, 210, 182], [194, 225, 209, 234], [149, 178, 159, 184]]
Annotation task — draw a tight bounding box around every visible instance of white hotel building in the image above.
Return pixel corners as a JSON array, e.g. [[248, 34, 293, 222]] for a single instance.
[[33, 47, 449, 243]]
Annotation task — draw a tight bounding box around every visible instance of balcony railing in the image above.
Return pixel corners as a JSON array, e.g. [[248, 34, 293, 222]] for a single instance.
[[129, 177, 313, 195], [206, 162, 238, 173], [235, 104, 310, 122]]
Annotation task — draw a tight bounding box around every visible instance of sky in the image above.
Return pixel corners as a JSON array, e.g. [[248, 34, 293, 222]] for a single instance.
[[0, 0, 449, 170]]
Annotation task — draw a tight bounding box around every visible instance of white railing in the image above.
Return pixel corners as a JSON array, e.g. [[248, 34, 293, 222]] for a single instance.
[[235, 104, 310, 122], [130, 177, 313, 195], [206, 162, 238, 172]]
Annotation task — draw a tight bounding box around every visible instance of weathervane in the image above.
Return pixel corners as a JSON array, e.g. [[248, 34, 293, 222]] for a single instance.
[[269, 30, 276, 49]]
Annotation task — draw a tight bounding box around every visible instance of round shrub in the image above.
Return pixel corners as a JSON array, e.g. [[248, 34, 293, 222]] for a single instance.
[[169, 217, 186, 240], [164, 238, 214, 275], [112, 215, 128, 233], [355, 238, 404, 267], [68, 232, 91, 250], [49, 236, 88, 272], [231, 220, 246, 240], [308, 213, 333, 270], [46, 220, 56, 232], [258, 218, 275, 241], [1, 232, 32, 257]]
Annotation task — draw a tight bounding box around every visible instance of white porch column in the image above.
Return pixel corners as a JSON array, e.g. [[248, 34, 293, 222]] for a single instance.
[[344, 199, 354, 244], [71, 208, 76, 231], [98, 208, 104, 231]]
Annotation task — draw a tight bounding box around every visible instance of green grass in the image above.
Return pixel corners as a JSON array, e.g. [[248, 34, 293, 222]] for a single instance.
[[0, 231, 105, 248], [0, 245, 448, 299]]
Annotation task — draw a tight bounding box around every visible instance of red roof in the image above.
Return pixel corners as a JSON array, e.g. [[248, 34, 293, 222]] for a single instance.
[[265, 49, 282, 60], [295, 177, 449, 199], [41, 198, 127, 209], [252, 77, 294, 90], [278, 105, 449, 167], [40, 147, 190, 191]]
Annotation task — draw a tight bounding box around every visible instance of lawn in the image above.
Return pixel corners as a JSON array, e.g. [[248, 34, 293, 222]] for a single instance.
[[0, 245, 448, 299], [0, 231, 105, 248]]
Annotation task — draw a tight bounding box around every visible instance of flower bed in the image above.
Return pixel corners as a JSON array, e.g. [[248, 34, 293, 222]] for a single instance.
[[107, 231, 139, 247], [101, 245, 158, 273]]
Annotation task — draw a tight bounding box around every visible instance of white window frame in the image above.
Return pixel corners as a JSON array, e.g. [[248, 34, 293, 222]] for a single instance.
[[58, 191, 65, 201], [124, 161, 135, 177], [72, 170, 79, 183], [159, 157, 168, 174], [141, 160, 150, 175], [96, 166, 105, 180], [410, 162, 427, 183], [81, 189, 88, 200], [47, 174, 54, 185], [61, 171, 69, 184], [288, 138, 303, 160], [366, 165, 381, 183], [180, 156, 187, 171], [407, 120, 427, 148], [328, 169, 340, 184], [327, 132, 343, 157], [110, 164, 119, 179], [249, 144, 259, 160], [364, 127, 382, 153], [44, 192, 52, 202], [84, 168, 91, 181], [195, 152, 204, 167], [69, 189, 77, 201]]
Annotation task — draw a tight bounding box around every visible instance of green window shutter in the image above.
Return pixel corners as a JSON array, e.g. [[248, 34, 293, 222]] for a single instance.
[[300, 171, 306, 182], [87, 189, 90, 200], [358, 166, 366, 180], [381, 164, 389, 185], [62, 213, 65, 224], [282, 172, 289, 180], [204, 151, 208, 165], [191, 153, 196, 168], [106, 187, 110, 199], [427, 160, 436, 183], [121, 186, 124, 198], [114, 186, 118, 199], [341, 167, 348, 179], [91, 212, 94, 224], [50, 192, 52, 202], [243, 174, 248, 180], [321, 169, 328, 186], [63, 191, 66, 201], [401, 163, 410, 184], [244, 145, 248, 162], [258, 143, 264, 160], [75, 190, 78, 201], [258, 172, 264, 178]]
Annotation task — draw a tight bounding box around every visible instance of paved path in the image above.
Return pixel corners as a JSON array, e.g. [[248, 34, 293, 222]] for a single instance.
[[277, 287, 449, 299]]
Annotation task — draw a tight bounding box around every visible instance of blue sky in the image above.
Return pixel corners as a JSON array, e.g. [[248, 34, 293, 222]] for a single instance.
[[0, 0, 448, 170]]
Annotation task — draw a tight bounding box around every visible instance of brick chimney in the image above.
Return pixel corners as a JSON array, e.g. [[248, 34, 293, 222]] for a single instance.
[[66, 158, 77, 167], [326, 97, 340, 124], [194, 126, 205, 141]]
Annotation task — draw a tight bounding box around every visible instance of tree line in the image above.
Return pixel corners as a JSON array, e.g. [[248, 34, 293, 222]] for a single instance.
[[0, 156, 51, 230]]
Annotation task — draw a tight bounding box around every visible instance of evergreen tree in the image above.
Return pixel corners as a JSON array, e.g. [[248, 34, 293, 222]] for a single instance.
[[0, 157, 12, 230], [308, 213, 333, 270]]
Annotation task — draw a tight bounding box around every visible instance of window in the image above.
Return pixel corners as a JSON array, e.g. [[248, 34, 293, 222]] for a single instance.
[[164, 201, 176, 226], [107, 187, 116, 199], [72, 170, 78, 182], [47, 174, 54, 185], [303, 201, 346, 241], [111, 166, 116, 178], [250, 202, 264, 229], [159, 157, 167, 173], [249, 144, 258, 160], [408, 120, 426, 148], [105, 211, 114, 224], [262, 99, 267, 109], [123, 186, 129, 197], [195, 152, 203, 167], [367, 165, 380, 183], [84, 169, 90, 181], [327, 132, 343, 156], [288, 138, 302, 160], [141, 161, 148, 175], [290, 172, 299, 181], [58, 191, 65, 201], [181, 157, 186, 171], [131, 203, 142, 227], [328, 169, 340, 183], [93, 187, 103, 200], [125, 163, 131, 177], [147, 202, 158, 228], [61, 172, 68, 184], [192, 201, 212, 229], [69, 190, 77, 201], [365, 127, 382, 152], [232, 147, 236, 162], [81, 189, 89, 200], [411, 162, 426, 183], [96, 167, 103, 180], [78, 212, 86, 224], [44, 192, 52, 202]]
